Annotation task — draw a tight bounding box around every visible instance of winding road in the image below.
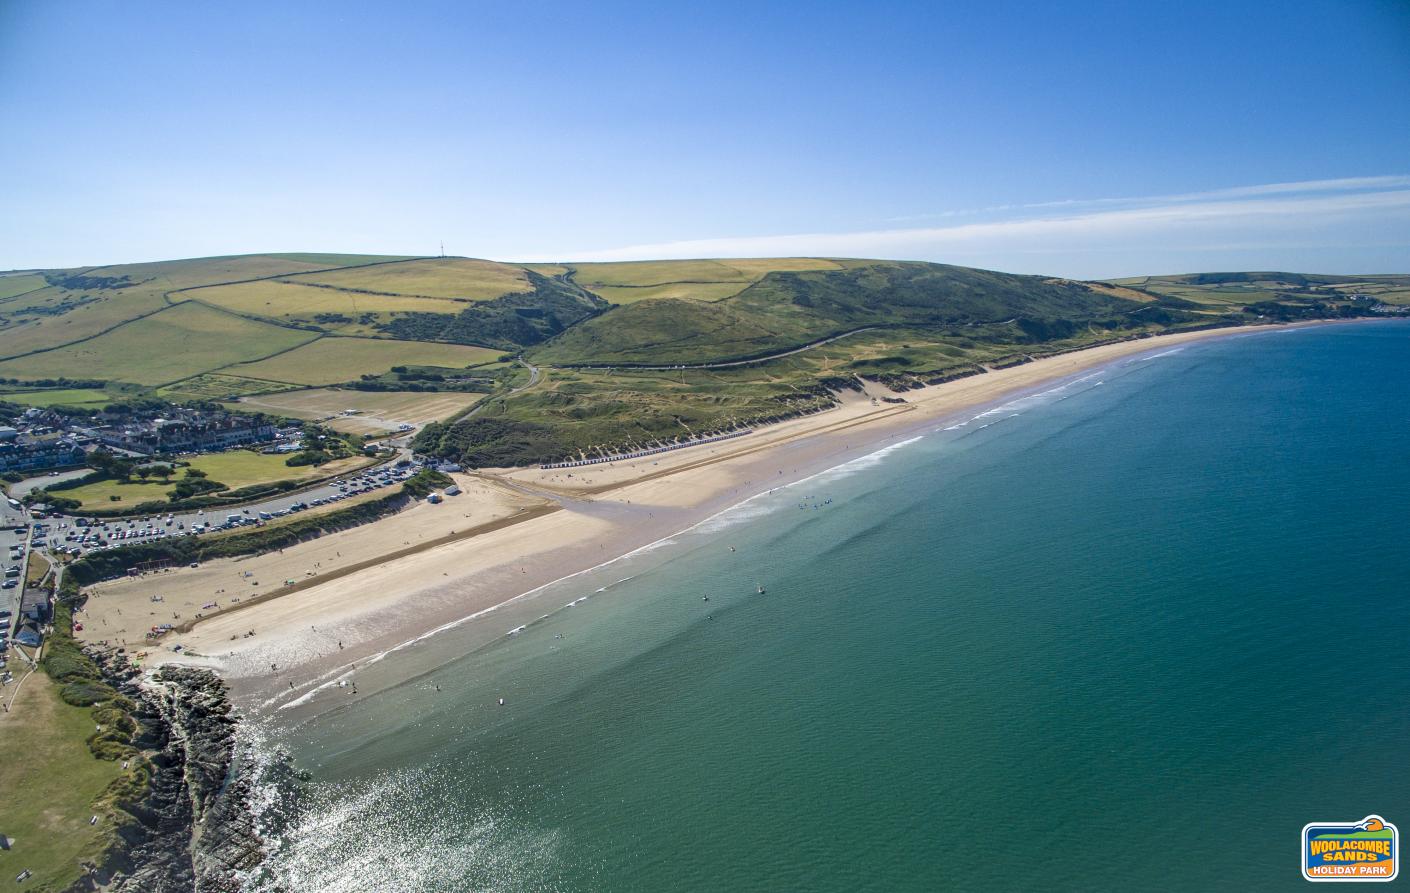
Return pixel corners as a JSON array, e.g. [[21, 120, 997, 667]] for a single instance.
[[551, 326, 881, 371]]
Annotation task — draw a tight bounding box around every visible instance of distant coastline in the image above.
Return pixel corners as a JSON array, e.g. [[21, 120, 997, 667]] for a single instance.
[[76, 316, 1390, 721]]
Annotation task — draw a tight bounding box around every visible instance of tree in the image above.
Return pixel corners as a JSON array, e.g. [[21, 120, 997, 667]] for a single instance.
[[152, 465, 174, 482], [135, 467, 152, 482]]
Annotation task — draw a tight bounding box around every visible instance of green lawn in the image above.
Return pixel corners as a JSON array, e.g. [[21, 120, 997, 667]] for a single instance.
[[56, 477, 173, 508], [0, 673, 125, 892], [56, 451, 373, 509], [2, 389, 113, 408]]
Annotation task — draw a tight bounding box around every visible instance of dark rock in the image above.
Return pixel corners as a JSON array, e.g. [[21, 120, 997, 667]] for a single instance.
[[79, 650, 269, 892]]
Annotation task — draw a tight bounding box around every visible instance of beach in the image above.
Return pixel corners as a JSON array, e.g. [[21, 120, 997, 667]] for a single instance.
[[75, 323, 1317, 713], [246, 317, 1410, 892]]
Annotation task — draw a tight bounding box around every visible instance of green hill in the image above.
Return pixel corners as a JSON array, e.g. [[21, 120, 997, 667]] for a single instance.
[[533, 261, 1166, 366], [3, 252, 1399, 465]]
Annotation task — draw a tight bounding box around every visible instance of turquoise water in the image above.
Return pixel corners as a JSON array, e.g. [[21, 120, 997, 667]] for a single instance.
[[255, 322, 1410, 892]]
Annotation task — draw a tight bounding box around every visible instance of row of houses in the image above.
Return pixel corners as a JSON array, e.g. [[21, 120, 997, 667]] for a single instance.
[[0, 406, 279, 470], [0, 430, 88, 473], [79, 413, 277, 455]]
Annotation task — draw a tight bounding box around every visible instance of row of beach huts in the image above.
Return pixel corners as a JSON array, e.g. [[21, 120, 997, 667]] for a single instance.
[[539, 428, 754, 470]]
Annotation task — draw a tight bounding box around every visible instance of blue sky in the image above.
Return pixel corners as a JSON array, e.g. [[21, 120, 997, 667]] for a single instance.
[[1, 0, 1407, 277]]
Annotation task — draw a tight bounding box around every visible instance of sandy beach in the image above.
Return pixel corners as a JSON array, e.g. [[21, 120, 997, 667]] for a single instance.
[[75, 323, 1313, 714]]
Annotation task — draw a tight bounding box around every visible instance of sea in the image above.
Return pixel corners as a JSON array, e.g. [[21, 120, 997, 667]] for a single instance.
[[246, 320, 1410, 892]]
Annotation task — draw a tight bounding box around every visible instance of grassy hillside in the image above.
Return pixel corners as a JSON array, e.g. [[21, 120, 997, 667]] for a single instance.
[[0, 254, 565, 396], [0, 300, 318, 385], [0, 254, 373, 360], [3, 251, 1397, 464], [532, 261, 1170, 366], [562, 258, 845, 304], [227, 336, 502, 386], [0, 673, 126, 892]]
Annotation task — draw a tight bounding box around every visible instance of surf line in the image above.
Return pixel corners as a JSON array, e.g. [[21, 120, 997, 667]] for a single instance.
[[275, 432, 932, 711]]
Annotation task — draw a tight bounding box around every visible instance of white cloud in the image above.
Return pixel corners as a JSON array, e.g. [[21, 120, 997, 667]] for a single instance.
[[550, 176, 1410, 277]]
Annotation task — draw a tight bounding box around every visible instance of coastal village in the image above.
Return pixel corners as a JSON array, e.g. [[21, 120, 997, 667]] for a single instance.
[[0, 405, 281, 473]]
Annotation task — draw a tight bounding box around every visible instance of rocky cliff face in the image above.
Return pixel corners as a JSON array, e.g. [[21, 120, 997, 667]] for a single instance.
[[85, 654, 268, 892]]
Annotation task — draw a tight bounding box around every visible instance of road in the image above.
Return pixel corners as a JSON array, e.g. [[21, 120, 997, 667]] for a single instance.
[[8, 468, 91, 499], [518, 359, 541, 389], [551, 327, 880, 371], [464, 359, 541, 419]]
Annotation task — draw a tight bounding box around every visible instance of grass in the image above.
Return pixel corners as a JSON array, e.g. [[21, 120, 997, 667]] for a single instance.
[[0, 302, 317, 386], [0, 673, 125, 892], [0, 273, 47, 300], [0, 254, 398, 364], [56, 451, 371, 509], [533, 261, 1152, 366], [567, 258, 843, 304], [0, 289, 172, 361], [81, 254, 341, 287], [25, 550, 50, 587], [186, 280, 468, 321], [583, 282, 752, 304], [1108, 272, 1410, 308], [286, 257, 530, 300], [259, 253, 420, 267], [2, 388, 113, 408], [232, 388, 482, 434], [424, 313, 1212, 465], [225, 336, 502, 386], [156, 373, 299, 402]]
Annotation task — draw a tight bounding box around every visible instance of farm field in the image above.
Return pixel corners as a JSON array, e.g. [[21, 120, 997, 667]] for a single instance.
[[0, 254, 422, 363], [259, 252, 418, 267], [0, 302, 316, 385], [1107, 273, 1410, 307], [235, 388, 482, 435], [0, 272, 47, 299], [185, 279, 468, 321], [226, 337, 501, 386], [285, 257, 530, 299], [156, 373, 299, 402], [568, 258, 844, 304], [0, 288, 172, 360], [578, 281, 749, 304], [88, 253, 355, 289]]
